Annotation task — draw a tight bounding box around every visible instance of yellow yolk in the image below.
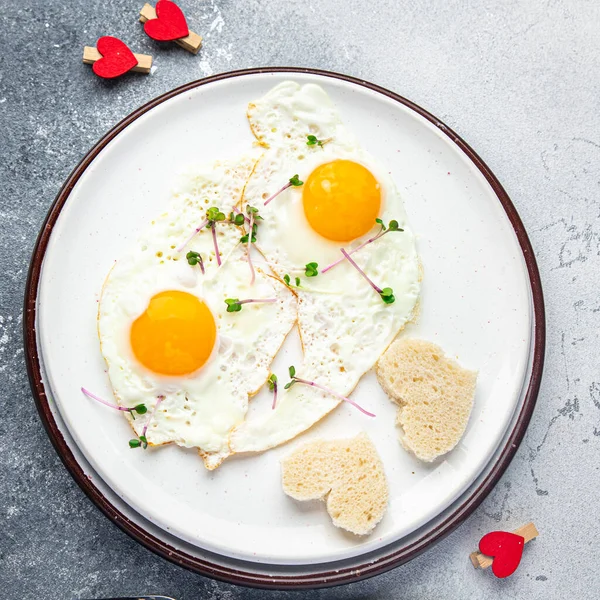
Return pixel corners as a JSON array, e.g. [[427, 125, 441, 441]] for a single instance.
[[130, 290, 216, 376], [302, 160, 381, 242]]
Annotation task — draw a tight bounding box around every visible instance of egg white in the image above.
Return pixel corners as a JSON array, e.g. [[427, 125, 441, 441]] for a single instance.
[[98, 155, 297, 468], [230, 82, 421, 453]]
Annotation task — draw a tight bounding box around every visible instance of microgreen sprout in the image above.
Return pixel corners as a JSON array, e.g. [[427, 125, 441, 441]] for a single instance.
[[225, 298, 277, 312], [264, 174, 304, 206], [129, 436, 148, 449], [339, 248, 395, 304], [283, 366, 375, 417], [247, 205, 264, 220], [268, 373, 278, 409], [186, 250, 205, 274], [305, 262, 319, 277], [206, 207, 227, 224], [306, 134, 332, 148], [247, 211, 256, 285], [82, 388, 160, 450], [241, 205, 263, 285], [239, 205, 262, 244], [379, 287, 395, 304], [81, 387, 147, 420], [229, 211, 246, 226], [205, 207, 226, 267], [177, 206, 228, 257], [239, 223, 257, 244], [321, 218, 404, 274], [225, 298, 242, 312], [130, 395, 164, 449], [376, 218, 402, 233], [283, 274, 302, 288]]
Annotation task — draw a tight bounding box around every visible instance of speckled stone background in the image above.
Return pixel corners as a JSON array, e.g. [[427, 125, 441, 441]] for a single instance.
[[1, 0, 599, 598]]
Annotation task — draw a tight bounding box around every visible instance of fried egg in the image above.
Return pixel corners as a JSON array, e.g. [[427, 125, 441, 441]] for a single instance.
[[230, 82, 421, 453], [98, 155, 297, 469]]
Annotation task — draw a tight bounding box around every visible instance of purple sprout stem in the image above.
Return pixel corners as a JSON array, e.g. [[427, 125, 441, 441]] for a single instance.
[[264, 182, 291, 206], [293, 378, 375, 417], [177, 218, 208, 253], [81, 387, 133, 413], [211, 223, 222, 266], [271, 382, 278, 410], [247, 211, 255, 285], [322, 230, 386, 274], [238, 298, 277, 306], [340, 248, 382, 295], [142, 395, 165, 438]]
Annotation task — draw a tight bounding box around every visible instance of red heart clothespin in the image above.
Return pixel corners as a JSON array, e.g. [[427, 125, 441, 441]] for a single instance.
[[144, 0, 189, 40], [470, 522, 538, 578], [83, 36, 153, 79], [479, 531, 524, 578], [140, 1, 203, 54]]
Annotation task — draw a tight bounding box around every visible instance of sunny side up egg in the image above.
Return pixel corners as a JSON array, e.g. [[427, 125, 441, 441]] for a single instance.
[[230, 82, 421, 454], [97, 155, 297, 469]]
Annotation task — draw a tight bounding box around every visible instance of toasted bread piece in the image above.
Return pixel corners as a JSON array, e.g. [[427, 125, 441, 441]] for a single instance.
[[281, 433, 388, 536], [376, 338, 477, 462]]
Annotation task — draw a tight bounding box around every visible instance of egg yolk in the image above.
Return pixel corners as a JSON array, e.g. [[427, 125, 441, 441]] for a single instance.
[[130, 290, 216, 376], [302, 160, 381, 242]]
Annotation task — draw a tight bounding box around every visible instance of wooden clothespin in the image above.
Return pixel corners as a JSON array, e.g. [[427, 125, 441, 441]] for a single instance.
[[83, 36, 152, 79], [140, 1, 202, 54], [470, 522, 539, 578]]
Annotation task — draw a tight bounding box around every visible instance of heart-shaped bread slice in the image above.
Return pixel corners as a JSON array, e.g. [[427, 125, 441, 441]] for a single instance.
[[144, 0, 189, 41], [93, 36, 138, 79], [479, 531, 525, 578], [376, 338, 477, 462], [281, 433, 388, 535]]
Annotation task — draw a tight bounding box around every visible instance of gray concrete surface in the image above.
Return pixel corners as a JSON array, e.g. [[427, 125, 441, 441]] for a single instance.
[[1, 0, 599, 598]]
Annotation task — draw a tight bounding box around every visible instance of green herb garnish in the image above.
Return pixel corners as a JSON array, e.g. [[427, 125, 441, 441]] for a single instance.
[[225, 298, 243, 313], [283, 274, 302, 288], [229, 212, 246, 226], [268, 373, 278, 391], [306, 135, 332, 148], [339, 248, 395, 305], [129, 434, 148, 449], [380, 287, 396, 304], [240, 223, 258, 244], [186, 250, 205, 273], [305, 262, 319, 277], [284, 365, 297, 389], [268, 373, 279, 409], [264, 175, 304, 206], [206, 207, 226, 225], [225, 297, 277, 313], [282, 365, 375, 416]]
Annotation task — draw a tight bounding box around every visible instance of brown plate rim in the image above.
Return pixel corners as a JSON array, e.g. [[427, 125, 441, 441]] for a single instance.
[[23, 67, 545, 589]]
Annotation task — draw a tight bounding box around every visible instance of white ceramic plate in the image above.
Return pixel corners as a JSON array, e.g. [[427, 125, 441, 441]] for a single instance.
[[25, 69, 544, 587]]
